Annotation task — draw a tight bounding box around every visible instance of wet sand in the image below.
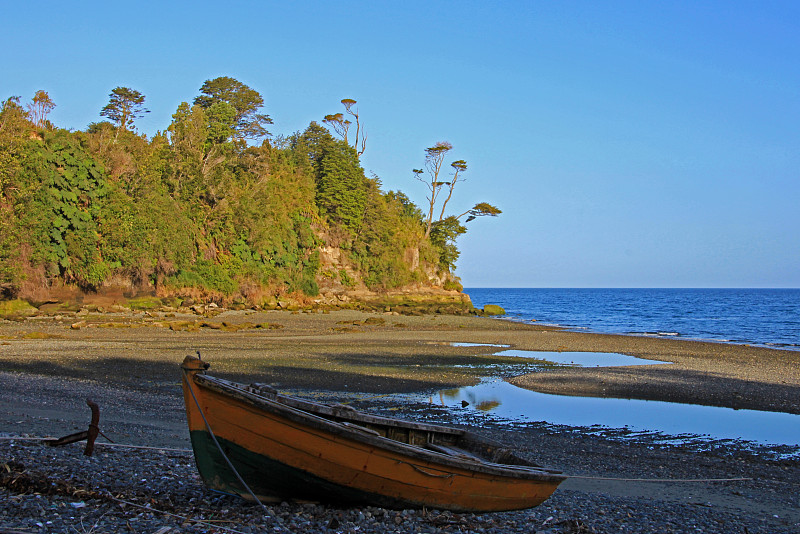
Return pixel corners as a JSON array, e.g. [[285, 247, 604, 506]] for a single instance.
[[2, 308, 797, 412], [1, 309, 799, 531]]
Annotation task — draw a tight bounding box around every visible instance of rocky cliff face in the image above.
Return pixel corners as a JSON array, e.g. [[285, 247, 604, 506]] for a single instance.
[[315, 243, 467, 309], [2, 242, 474, 316]]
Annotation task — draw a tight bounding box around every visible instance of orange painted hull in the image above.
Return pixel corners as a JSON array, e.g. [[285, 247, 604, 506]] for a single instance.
[[181, 355, 565, 512]]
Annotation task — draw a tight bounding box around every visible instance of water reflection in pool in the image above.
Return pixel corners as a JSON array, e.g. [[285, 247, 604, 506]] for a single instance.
[[429, 379, 800, 447], [494, 350, 670, 367], [449, 342, 511, 348]]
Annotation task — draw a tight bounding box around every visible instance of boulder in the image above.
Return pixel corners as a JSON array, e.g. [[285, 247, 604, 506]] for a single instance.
[[482, 304, 506, 316], [0, 299, 38, 319]]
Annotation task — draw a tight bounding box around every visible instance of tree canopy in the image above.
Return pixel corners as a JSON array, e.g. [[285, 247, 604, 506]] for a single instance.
[[0, 80, 496, 302], [100, 87, 149, 134], [27, 90, 55, 130], [414, 142, 500, 238], [323, 98, 366, 156], [194, 76, 273, 141]]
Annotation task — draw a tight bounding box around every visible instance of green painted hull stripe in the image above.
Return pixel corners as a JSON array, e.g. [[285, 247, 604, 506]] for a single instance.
[[189, 430, 414, 508]]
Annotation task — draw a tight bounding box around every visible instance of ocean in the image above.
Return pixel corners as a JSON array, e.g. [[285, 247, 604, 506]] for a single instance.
[[463, 288, 800, 351]]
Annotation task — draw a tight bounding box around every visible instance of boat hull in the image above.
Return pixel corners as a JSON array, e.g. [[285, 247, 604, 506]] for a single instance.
[[189, 430, 429, 508], [181, 356, 564, 512]]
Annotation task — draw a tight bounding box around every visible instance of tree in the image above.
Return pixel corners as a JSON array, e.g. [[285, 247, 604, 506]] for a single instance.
[[100, 87, 149, 138], [167, 102, 235, 205], [414, 141, 501, 234], [386, 190, 423, 222], [429, 216, 467, 271], [194, 76, 272, 141], [294, 123, 368, 237], [27, 90, 55, 129], [351, 185, 425, 289], [0, 96, 31, 202], [323, 98, 366, 156], [415, 141, 453, 238], [316, 141, 367, 235], [322, 112, 348, 140], [21, 130, 110, 287], [0, 96, 31, 293], [457, 202, 502, 222], [0, 96, 29, 136], [438, 159, 466, 221]]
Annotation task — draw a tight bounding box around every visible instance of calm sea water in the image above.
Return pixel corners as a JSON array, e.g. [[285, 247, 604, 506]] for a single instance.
[[464, 288, 800, 350]]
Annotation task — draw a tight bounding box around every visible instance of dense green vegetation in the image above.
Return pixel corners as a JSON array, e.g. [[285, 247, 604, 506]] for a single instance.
[[0, 80, 499, 303]]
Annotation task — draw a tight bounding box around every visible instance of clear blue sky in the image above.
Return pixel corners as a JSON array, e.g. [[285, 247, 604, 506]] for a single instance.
[[3, 1, 798, 288]]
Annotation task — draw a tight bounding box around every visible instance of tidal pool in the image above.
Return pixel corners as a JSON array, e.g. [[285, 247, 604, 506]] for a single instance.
[[417, 347, 799, 448], [447, 342, 511, 348], [429, 379, 800, 448], [493, 349, 670, 367]]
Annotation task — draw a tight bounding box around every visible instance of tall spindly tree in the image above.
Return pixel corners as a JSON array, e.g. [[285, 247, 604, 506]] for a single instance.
[[414, 141, 500, 239], [323, 98, 367, 157], [27, 90, 56, 130], [414, 141, 452, 238], [100, 87, 149, 139]]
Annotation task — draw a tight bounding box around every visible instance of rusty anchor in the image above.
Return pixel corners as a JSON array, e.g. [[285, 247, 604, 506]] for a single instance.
[[46, 398, 107, 456]]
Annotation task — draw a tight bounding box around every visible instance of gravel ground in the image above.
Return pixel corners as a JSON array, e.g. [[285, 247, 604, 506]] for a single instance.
[[1, 309, 799, 533], [2, 409, 798, 534]]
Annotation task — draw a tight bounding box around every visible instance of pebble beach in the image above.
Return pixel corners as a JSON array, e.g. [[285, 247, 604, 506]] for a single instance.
[[1, 308, 799, 533]]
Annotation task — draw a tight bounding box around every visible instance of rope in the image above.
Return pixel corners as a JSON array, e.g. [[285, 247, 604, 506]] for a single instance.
[[109, 496, 253, 534], [0, 436, 191, 453], [0, 435, 756, 484], [565, 475, 753, 483], [0, 435, 757, 484], [95, 442, 191, 453], [182, 368, 270, 512]]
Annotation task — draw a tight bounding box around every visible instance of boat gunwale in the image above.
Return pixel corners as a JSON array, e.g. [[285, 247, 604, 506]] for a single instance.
[[190, 373, 565, 482], [215, 376, 467, 436]]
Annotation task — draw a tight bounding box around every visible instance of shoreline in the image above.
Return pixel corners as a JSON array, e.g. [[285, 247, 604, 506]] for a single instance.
[[2, 309, 799, 532], [499, 317, 800, 353], [2, 308, 800, 413], [464, 287, 800, 353]]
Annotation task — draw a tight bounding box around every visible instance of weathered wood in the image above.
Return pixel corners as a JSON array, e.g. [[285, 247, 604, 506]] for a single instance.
[[426, 443, 483, 462], [181, 354, 565, 511]]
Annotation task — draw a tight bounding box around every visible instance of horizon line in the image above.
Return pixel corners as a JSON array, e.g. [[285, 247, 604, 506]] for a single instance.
[[461, 286, 800, 290]]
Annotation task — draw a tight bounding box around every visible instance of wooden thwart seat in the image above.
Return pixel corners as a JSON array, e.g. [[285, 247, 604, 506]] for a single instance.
[[426, 443, 484, 463]]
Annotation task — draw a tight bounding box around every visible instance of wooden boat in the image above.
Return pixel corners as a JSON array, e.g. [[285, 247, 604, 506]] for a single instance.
[[181, 355, 565, 512]]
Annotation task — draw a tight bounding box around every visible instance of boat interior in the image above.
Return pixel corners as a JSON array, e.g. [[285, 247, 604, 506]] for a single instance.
[[216, 379, 550, 469]]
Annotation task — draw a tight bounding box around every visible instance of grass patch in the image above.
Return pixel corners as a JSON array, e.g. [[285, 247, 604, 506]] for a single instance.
[[127, 296, 165, 311], [37, 302, 81, 314], [0, 299, 38, 319], [165, 321, 200, 332], [20, 332, 61, 339]]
